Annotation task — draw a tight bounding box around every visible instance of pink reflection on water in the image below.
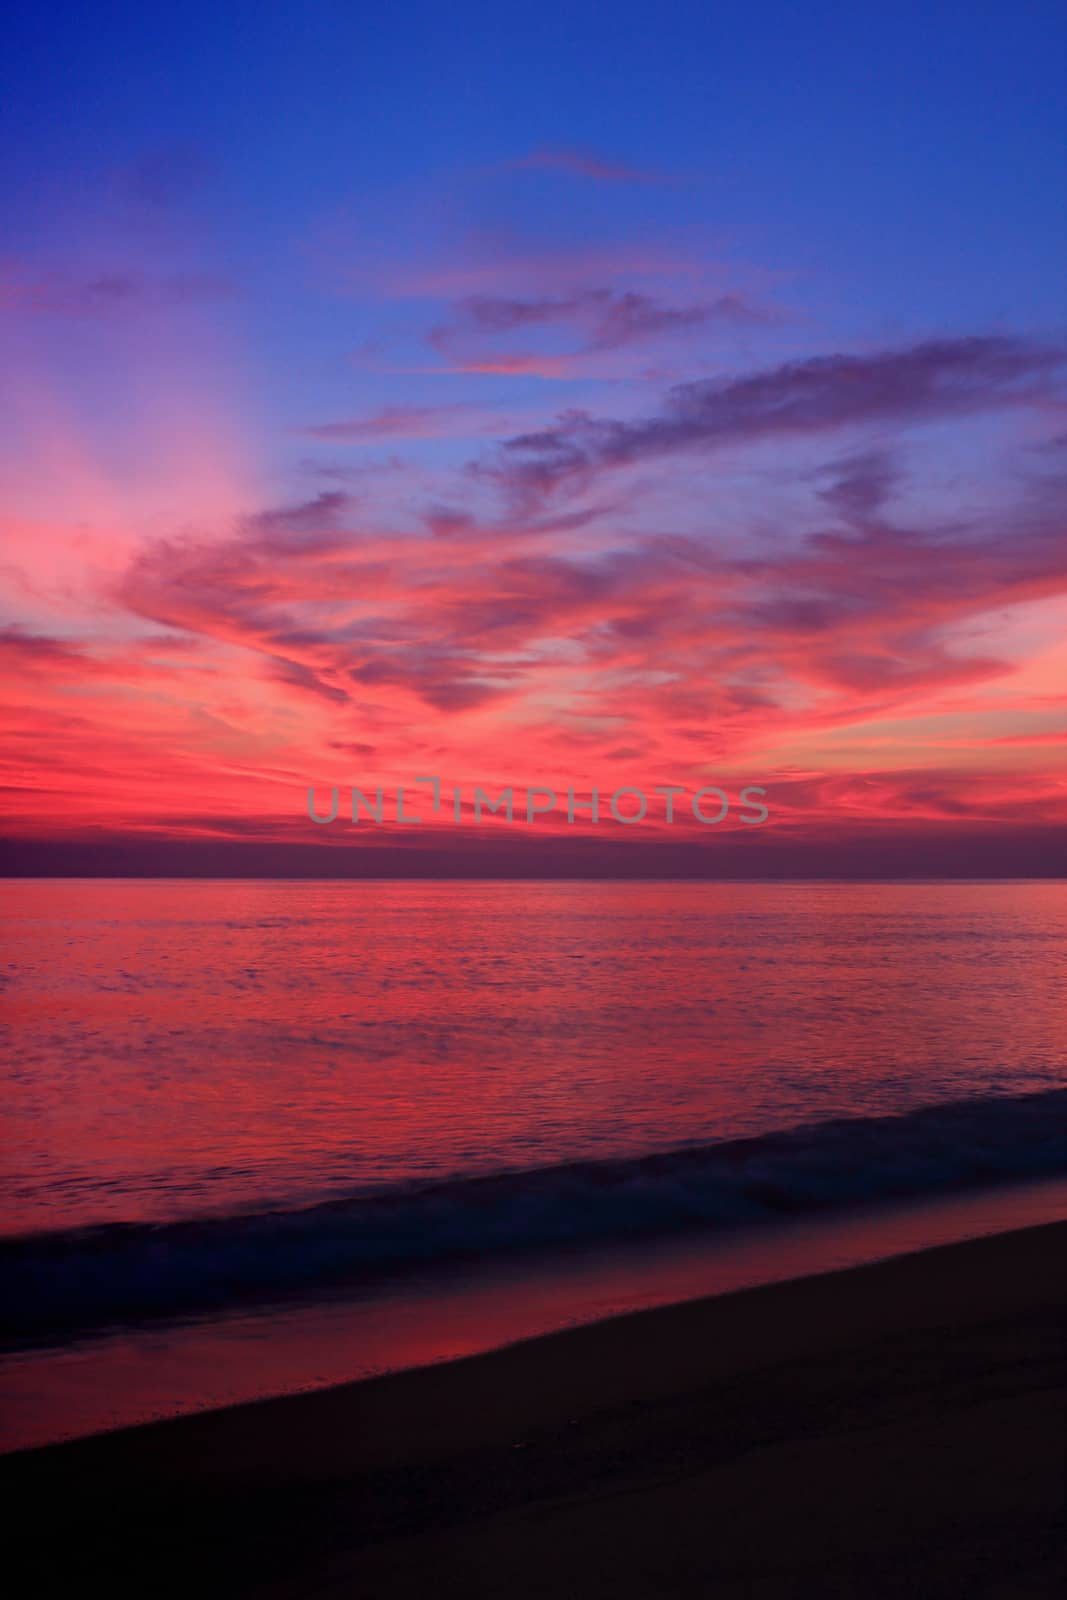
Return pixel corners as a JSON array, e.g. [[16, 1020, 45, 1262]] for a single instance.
[[4, 879, 1066, 1234]]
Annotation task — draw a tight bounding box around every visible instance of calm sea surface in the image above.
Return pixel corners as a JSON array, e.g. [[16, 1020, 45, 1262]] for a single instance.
[[3, 878, 1065, 1236], [2, 878, 1066, 1450]]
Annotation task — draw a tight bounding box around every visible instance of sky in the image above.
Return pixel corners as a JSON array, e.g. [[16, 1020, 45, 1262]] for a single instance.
[[1, 0, 1065, 874]]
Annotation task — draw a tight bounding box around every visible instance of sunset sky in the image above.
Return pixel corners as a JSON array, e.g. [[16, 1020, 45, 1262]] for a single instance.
[[2, 1, 1065, 873]]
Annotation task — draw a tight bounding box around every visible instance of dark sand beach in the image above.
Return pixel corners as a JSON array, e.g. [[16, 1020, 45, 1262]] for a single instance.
[[5, 1220, 1066, 1598]]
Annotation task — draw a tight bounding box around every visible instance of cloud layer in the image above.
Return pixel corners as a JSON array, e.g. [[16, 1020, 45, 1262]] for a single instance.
[[2, 188, 1065, 866]]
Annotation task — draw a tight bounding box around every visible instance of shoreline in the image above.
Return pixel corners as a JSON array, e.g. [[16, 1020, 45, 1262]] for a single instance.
[[6, 1220, 1066, 1596], [4, 1170, 1067, 1456]]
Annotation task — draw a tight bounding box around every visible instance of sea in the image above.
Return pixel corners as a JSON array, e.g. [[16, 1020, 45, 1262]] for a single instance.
[[2, 878, 1066, 1451]]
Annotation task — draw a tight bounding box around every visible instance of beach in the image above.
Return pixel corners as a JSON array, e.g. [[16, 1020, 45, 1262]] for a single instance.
[[6, 1220, 1065, 1598]]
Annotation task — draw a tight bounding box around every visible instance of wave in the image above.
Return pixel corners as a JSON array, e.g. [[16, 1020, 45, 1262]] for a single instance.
[[3, 1088, 1065, 1347]]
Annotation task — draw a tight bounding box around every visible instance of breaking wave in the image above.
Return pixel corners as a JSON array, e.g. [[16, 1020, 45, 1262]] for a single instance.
[[3, 1088, 1065, 1346]]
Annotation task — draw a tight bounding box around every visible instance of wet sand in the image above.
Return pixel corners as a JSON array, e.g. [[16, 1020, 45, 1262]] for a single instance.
[[5, 1221, 1066, 1597]]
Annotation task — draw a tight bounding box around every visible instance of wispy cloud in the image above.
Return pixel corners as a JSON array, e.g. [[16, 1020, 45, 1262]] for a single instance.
[[3, 293, 1065, 856], [489, 336, 1066, 503], [423, 286, 771, 377]]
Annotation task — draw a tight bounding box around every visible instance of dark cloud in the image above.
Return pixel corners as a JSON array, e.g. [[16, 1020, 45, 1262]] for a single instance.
[[348, 652, 501, 712], [8, 826, 1066, 880], [0, 627, 91, 672], [817, 451, 898, 522], [328, 741, 378, 758], [491, 336, 1066, 503], [111, 353, 1067, 737], [245, 491, 356, 551], [267, 658, 350, 704], [422, 504, 477, 538], [430, 287, 765, 364], [587, 291, 764, 350]]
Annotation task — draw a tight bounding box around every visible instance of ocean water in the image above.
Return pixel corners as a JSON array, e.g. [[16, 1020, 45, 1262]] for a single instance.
[[2, 878, 1066, 1447]]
